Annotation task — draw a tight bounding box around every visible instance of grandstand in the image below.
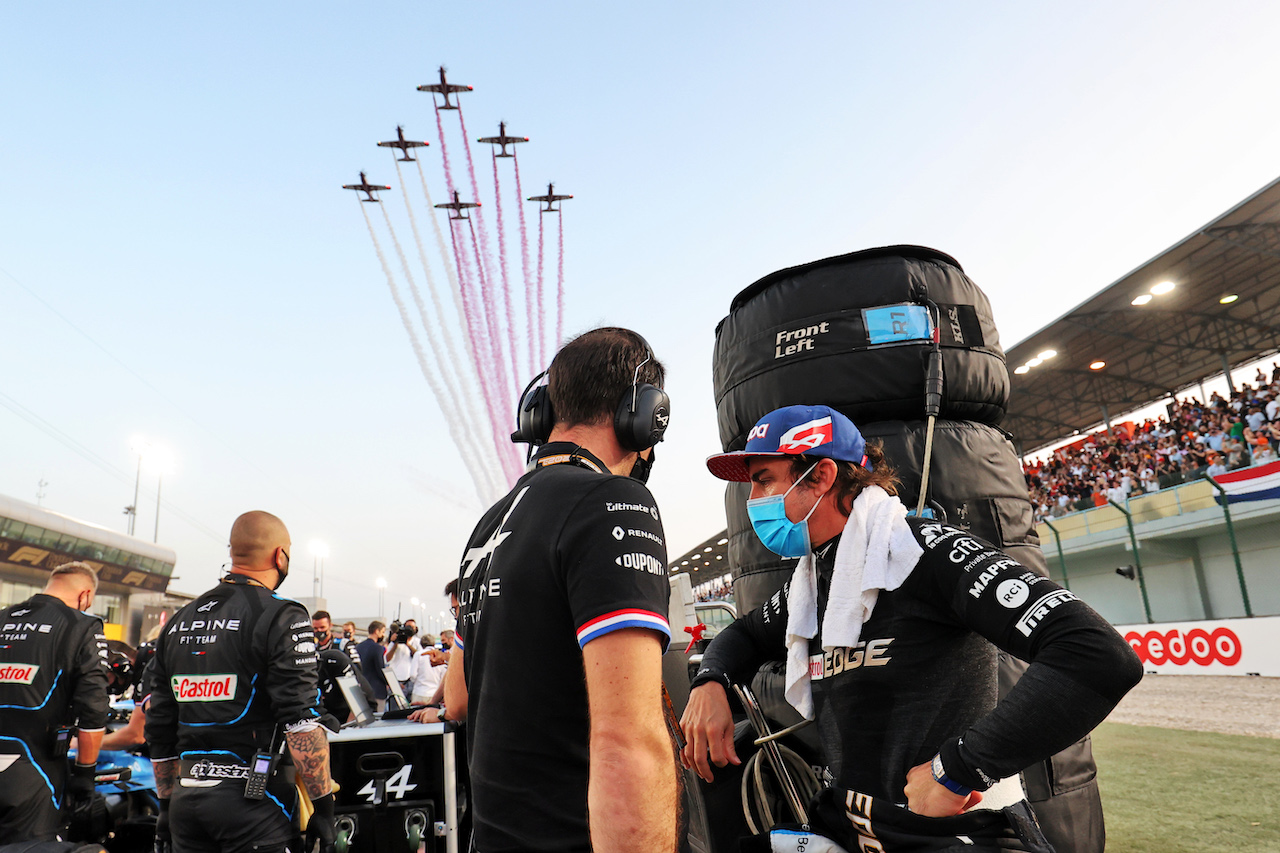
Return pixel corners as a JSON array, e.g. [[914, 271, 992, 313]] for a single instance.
[[0, 492, 186, 643], [671, 176, 1280, 674]]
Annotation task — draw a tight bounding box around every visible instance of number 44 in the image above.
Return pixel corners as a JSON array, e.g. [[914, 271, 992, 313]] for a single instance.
[[357, 765, 418, 803]]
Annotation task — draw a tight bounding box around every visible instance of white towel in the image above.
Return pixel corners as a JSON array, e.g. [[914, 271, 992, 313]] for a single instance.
[[783, 486, 923, 719]]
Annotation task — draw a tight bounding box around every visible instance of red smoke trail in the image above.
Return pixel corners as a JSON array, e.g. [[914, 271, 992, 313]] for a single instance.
[[447, 217, 509, 473], [457, 104, 517, 403], [535, 210, 546, 364], [468, 217, 522, 483], [434, 107, 458, 197], [556, 209, 566, 348], [490, 153, 521, 383], [513, 155, 538, 369], [439, 106, 517, 482]]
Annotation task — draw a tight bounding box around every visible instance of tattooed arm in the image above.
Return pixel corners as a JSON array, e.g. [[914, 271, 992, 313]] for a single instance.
[[286, 726, 333, 800], [153, 757, 178, 799]]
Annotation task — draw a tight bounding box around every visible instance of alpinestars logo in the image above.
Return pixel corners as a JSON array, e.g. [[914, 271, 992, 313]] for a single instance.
[[776, 417, 833, 453]]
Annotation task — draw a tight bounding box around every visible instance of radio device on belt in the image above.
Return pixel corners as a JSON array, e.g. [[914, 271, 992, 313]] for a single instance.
[[245, 727, 284, 800]]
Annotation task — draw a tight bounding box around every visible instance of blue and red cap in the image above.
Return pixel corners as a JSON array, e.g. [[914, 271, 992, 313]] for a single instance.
[[706, 405, 870, 482]]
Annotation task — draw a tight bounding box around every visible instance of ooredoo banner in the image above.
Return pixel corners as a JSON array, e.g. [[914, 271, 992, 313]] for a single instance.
[[1115, 616, 1280, 677]]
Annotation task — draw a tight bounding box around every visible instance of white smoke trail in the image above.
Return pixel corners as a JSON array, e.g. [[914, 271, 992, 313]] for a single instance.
[[361, 202, 496, 504], [393, 158, 503, 499]]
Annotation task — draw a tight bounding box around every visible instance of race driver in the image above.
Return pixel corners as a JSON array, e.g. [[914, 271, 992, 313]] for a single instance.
[[681, 405, 1143, 852], [145, 511, 336, 853]]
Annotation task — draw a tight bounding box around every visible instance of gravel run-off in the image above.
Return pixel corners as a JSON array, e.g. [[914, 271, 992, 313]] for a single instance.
[[1104, 674, 1280, 738]]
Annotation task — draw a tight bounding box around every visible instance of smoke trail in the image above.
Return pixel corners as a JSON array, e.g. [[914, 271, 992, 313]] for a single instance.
[[435, 110, 516, 490], [512, 155, 538, 369], [415, 158, 470, 362], [360, 203, 493, 504], [387, 172, 502, 500], [408, 159, 505, 496], [456, 104, 518, 404], [387, 166, 466, 410], [556, 209, 566, 347], [490, 153, 522, 384], [468, 217, 523, 484], [448, 215, 510, 480], [535, 210, 546, 365]]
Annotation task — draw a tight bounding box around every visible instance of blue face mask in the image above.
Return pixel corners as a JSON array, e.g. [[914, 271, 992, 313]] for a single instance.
[[746, 461, 825, 557]]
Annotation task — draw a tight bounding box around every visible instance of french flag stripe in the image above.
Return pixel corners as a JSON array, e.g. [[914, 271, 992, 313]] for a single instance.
[[1213, 460, 1280, 502], [576, 609, 671, 648]]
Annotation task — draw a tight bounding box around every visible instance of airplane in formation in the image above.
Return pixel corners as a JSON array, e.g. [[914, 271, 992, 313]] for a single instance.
[[377, 126, 429, 162], [527, 183, 573, 213], [477, 121, 529, 158], [342, 172, 391, 202], [435, 190, 481, 220], [417, 66, 472, 110]]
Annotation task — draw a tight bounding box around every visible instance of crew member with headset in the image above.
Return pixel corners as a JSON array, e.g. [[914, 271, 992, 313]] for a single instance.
[[445, 327, 679, 853], [146, 511, 336, 853], [0, 561, 111, 843]]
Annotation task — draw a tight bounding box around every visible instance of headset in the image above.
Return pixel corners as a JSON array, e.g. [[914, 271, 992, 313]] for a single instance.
[[511, 333, 671, 452]]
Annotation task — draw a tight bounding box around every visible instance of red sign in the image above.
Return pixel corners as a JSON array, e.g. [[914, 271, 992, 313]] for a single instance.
[[1125, 627, 1242, 667]]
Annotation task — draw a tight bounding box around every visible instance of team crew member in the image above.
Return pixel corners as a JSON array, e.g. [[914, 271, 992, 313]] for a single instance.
[[0, 562, 110, 842], [445, 327, 678, 853], [311, 610, 375, 724], [682, 406, 1143, 852], [145, 511, 336, 853]]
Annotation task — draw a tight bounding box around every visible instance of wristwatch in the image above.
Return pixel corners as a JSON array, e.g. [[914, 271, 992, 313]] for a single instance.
[[436, 706, 447, 722], [931, 753, 974, 796]]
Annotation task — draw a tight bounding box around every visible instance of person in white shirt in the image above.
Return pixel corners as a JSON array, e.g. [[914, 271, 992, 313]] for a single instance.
[[409, 645, 449, 705]]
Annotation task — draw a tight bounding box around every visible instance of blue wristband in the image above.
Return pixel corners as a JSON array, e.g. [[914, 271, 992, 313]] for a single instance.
[[931, 753, 974, 796]]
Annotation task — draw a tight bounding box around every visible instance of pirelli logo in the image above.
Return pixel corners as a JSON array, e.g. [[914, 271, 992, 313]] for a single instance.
[[0, 664, 39, 684], [172, 673, 237, 702], [1015, 590, 1078, 637]]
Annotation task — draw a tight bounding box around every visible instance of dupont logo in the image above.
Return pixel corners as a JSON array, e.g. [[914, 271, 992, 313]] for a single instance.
[[0, 664, 39, 684], [1125, 627, 1242, 667], [172, 673, 238, 702]]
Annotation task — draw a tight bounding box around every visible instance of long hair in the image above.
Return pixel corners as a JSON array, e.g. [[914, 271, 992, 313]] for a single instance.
[[788, 439, 899, 515]]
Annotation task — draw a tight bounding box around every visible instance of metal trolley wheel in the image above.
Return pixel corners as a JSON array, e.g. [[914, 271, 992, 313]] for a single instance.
[[334, 815, 357, 853], [405, 808, 429, 849]]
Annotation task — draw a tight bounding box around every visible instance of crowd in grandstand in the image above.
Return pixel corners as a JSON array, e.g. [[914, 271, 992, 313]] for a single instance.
[[1024, 364, 1280, 522], [694, 579, 733, 602]]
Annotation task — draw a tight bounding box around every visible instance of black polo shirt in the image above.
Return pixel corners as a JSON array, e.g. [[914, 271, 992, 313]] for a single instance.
[[456, 443, 671, 853]]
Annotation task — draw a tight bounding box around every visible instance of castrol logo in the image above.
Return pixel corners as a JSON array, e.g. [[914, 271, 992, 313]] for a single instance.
[[171, 673, 238, 702], [1124, 627, 1242, 667], [0, 664, 39, 684]]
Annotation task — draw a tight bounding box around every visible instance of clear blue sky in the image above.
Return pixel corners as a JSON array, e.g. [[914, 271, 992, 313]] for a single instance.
[[4, 2, 1280, 621]]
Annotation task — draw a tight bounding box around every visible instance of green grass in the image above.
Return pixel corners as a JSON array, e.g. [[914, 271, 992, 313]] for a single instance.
[[1093, 723, 1280, 852]]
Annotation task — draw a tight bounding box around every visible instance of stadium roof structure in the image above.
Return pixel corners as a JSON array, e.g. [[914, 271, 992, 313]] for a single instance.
[[669, 529, 730, 582], [1004, 175, 1280, 454]]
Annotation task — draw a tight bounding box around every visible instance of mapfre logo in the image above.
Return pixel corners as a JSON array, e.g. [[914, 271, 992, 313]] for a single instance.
[[1125, 627, 1242, 667], [172, 674, 238, 702], [776, 417, 833, 453], [0, 664, 39, 684]]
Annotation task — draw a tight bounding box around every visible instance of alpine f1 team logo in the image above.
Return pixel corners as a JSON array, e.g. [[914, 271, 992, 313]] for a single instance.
[[777, 417, 833, 453], [172, 673, 238, 702], [0, 664, 39, 684]]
